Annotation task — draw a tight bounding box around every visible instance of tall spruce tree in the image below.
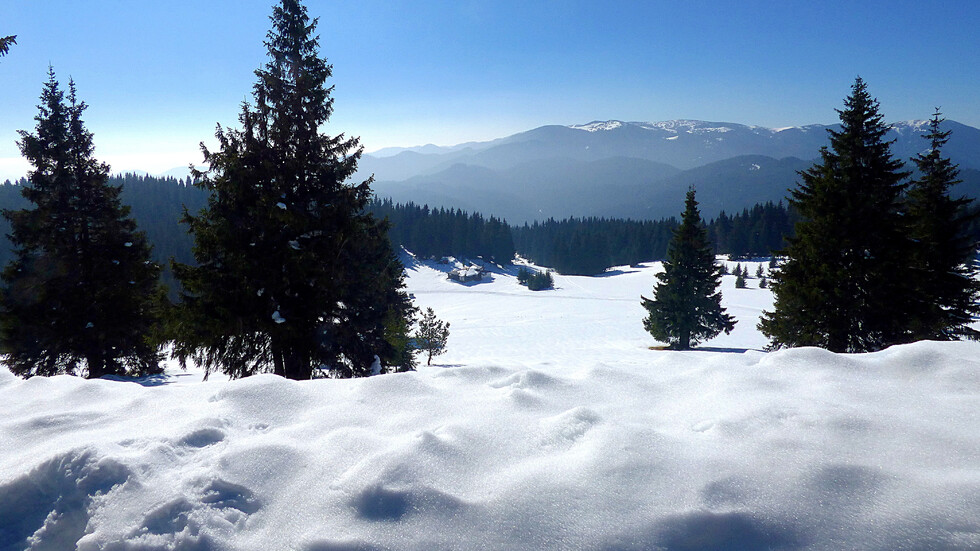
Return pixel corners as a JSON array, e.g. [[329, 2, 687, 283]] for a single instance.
[[905, 111, 980, 340], [173, 0, 413, 379], [642, 189, 735, 350], [1, 70, 163, 378], [759, 77, 912, 352]]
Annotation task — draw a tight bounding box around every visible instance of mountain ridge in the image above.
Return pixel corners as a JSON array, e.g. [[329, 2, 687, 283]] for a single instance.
[[363, 118, 980, 223]]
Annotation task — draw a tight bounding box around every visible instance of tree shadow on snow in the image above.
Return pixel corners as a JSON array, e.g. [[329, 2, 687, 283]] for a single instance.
[[595, 268, 640, 278], [691, 347, 756, 354], [601, 510, 807, 551], [100, 372, 195, 387]]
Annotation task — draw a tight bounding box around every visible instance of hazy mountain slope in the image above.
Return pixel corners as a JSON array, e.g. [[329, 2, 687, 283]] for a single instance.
[[610, 156, 812, 220], [365, 119, 980, 221], [373, 157, 680, 223]]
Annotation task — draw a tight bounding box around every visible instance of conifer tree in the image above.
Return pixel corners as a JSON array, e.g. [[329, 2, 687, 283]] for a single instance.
[[415, 307, 449, 366], [642, 189, 735, 350], [173, 0, 412, 379], [755, 265, 764, 278], [760, 77, 912, 352], [735, 271, 746, 289], [1, 70, 163, 378], [905, 111, 980, 340]]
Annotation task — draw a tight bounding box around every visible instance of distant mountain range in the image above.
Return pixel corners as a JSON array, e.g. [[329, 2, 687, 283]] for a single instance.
[[363, 119, 980, 223]]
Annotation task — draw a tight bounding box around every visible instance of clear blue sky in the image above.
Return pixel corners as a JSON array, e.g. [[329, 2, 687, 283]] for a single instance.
[[2, 0, 979, 180]]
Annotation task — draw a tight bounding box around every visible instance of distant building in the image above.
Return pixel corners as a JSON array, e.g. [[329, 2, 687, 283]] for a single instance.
[[448, 266, 485, 283]]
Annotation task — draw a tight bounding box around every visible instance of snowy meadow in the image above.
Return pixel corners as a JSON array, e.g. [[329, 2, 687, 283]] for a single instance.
[[1, 258, 978, 550]]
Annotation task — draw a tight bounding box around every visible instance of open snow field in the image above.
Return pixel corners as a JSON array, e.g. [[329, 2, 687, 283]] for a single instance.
[[1, 257, 978, 550]]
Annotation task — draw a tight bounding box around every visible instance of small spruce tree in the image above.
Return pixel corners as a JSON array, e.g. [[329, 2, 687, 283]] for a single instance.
[[415, 307, 449, 365], [756, 265, 764, 278], [735, 272, 747, 289], [641, 189, 736, 350]]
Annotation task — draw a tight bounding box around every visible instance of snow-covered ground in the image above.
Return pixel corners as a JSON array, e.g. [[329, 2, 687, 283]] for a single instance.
[[1, 258, 978, 550]]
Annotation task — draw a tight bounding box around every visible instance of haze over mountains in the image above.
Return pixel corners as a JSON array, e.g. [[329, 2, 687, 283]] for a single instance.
[[363, 119, 980, 223]]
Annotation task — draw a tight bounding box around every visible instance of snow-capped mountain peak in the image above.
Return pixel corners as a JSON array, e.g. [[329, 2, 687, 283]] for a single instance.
[[568, 120, 625, 132]]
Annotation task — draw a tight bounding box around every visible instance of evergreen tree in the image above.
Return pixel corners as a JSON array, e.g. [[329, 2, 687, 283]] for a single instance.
[[760, 77, 912, 352], [905, 111, 980, 340], [641, 189, 735, 350], [173, 0, 412, 379], [0, 70, 163, 378], [755, 265, 764, 278], [735, 272, 746, 289], [415, 307, 449, 366], [759, 276, 768, 289]]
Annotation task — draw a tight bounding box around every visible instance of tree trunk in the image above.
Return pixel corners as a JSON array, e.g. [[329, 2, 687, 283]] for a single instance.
[[272, 344, 285, 377], [86, 354, 106, 379]]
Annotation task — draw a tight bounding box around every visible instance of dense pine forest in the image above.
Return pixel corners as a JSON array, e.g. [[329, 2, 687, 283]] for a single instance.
[[0, 174, 206, 281], [368, 198, 515, 263], [5, 174, 979, 280], [0, 173, 941, 279]]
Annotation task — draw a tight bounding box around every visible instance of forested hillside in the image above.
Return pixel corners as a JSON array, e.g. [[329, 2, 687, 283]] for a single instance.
[[0, 174, 207, 290], [2, 175, 975, 280]]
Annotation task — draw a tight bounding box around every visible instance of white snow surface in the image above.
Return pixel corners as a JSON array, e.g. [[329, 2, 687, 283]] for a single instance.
[[2, 258, 979, 550]]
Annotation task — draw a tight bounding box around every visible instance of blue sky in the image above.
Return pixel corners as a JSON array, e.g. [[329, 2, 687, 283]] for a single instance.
[[2, 1, 979, 180]]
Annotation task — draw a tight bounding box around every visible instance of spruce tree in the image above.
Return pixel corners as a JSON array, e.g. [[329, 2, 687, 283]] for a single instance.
[[641, 189, 735, 350], [905, 111, 980, 340], [415, 307, 449, 366], [760, 77, 912, 352], [173, 0, 412, 379], [1, 70, 163, 378]]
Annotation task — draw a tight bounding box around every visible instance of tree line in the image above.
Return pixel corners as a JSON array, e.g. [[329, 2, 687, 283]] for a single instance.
[[1, 179, 800, 283], [367, 198, 515, 263]]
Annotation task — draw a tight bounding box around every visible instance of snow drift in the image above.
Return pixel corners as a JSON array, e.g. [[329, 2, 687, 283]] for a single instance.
[[1, 259, 978, 550]]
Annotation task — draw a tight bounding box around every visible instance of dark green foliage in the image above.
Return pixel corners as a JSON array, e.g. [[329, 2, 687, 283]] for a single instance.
[[710, 201, 797, 258], [755, 265, 764, 278], [513, 217, 678, 275], [759, 276, 768, 289], [641, 189, 735, 350], [760, 77, 913, 352], [368, 198, 514, 262], [516, 267, 554, 291], [735, 272, 746, 289], [0, 35, 15, 57], [718, 263, 728, 275], [415, 307, 449, 366], [905, 111, 980, 341], [172, 0, 412, 379], [0, 175, 207, 296], [511, 202, 795, 276], [0, 70, 163, 378]]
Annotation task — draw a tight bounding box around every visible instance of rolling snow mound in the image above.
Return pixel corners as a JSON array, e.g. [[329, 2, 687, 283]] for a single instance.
[[1, 260, 978, 550]]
